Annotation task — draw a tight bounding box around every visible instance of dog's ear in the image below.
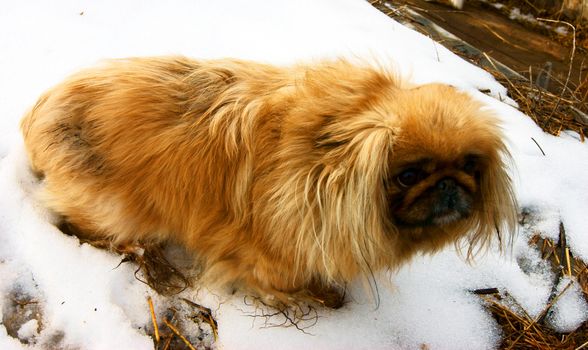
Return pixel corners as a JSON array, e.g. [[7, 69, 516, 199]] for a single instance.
[[466, 142, 517, 257], [301, 112, 399, 280]]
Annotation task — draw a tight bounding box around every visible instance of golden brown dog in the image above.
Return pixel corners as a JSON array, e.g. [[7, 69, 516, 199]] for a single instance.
[[21, 57, 517, 307]]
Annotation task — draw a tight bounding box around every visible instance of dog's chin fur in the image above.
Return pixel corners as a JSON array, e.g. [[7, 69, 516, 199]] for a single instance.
[[20, 56, 517, 307]]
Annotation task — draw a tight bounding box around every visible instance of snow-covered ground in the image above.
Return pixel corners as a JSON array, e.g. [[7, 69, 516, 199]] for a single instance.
[[1, 0, 587, 349]]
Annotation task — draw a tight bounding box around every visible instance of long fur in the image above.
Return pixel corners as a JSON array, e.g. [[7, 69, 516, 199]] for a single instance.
[[21, 56, 517, 305]]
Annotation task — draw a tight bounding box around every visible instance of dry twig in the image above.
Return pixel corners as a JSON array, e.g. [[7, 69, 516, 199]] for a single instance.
[[163, 318, 196, 350], [147, 296, 160, 343]]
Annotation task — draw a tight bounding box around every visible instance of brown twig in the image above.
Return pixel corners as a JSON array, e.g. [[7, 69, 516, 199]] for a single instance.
[[481, 23, 532, 52], [147, 296, 160, 344], [483, 52, 531, 109], [161, 334, 174, 350], [163, 318, 196, 350], [181, 297, 219, 341], [566, 247, 573, 277]]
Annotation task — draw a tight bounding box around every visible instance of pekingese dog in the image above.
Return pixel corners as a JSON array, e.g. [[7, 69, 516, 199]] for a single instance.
[[21, 57, 517, 307]]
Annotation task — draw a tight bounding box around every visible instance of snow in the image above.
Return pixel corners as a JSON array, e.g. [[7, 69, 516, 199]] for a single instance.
[[16, 320, 38, 343], [0, 148, 154, 349], [547, 276, 588, 333], [0, 0, 587, 349]]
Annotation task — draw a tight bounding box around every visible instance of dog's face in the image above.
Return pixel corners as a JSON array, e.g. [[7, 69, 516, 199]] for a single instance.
[[388, 153, 481, 228], [307, 79, 516, 260], [372, 84, 516, 250]]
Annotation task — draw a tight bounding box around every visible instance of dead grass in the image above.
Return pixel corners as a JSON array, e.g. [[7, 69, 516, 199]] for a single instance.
[[475, 212, 588, 350], [481, 291, 588, 349], [480, 1, 588, 138], [486, 60, 588, 140], [477, 232, 588, 349]]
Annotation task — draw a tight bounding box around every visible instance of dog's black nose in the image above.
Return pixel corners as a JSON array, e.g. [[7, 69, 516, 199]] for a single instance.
[[436, 178, 460, 211], [436, 178, 456, 192]]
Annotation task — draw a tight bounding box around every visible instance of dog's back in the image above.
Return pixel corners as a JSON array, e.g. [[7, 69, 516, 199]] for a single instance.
[[21, 57, 269, 244]]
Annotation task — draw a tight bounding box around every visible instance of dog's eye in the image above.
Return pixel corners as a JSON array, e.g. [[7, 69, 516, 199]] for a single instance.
[[397, 169, 423, 188], [463, 157, 479, 174]]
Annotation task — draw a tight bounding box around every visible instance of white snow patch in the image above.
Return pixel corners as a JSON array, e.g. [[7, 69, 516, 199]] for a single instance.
[[16, 320, 39, 342], [0, 326, 30, 350], [547, 276, 588, 333]]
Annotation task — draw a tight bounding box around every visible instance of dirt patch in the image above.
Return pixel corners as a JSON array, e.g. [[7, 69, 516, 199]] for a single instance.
[[2, 289, 42, 345]]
